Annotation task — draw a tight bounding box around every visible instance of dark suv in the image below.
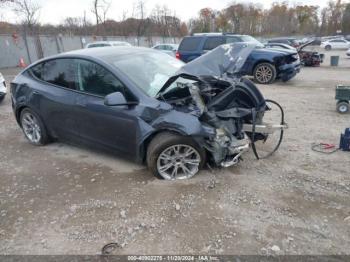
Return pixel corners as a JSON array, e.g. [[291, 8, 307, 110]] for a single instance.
[[176, 33, 301, 84]]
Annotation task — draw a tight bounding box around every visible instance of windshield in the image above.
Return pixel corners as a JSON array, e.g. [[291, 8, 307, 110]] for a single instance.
[[112, 52, 184, 97], [178, 43, 256, 79]]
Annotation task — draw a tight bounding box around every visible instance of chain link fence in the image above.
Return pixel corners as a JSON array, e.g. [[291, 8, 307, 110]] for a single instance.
[[0, 34, 181, 68]]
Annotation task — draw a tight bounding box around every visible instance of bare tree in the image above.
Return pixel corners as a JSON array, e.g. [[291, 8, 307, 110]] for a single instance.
[[91, 0, 111, 25], [134, 0, 149, 46], [91, 0, 111, 36], [11, 0, 41, 29]]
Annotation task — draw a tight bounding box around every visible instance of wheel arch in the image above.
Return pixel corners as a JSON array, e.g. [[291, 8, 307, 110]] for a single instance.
[[140, 129, 205, 163], [252, 59, 275, 73], [15, 105, 29, 127]]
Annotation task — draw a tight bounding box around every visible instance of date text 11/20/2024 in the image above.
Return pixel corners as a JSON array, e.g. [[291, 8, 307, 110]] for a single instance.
[[127, 255, 219, 261]]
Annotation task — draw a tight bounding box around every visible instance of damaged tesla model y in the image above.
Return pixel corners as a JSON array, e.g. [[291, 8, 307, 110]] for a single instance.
[[11, 43, 287, 180]]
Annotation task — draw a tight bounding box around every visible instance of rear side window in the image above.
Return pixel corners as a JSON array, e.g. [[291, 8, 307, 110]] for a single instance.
[[203, 37, 224, 50], [42, 59, 78, 90], [179, 37, 202, 52]]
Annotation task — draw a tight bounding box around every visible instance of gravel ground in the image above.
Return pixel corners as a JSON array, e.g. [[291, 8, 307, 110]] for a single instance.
[[0, 49, 350, 255]]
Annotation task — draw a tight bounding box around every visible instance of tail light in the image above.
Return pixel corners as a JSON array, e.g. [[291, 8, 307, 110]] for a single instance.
[[175, 51, 181, 60]]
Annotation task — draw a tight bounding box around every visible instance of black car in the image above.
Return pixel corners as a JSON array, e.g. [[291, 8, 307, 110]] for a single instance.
[[264, 43, 296, 50], [267, 37, 300, 48], [11, 45, 286, 180], [177, 33, 300, 84]]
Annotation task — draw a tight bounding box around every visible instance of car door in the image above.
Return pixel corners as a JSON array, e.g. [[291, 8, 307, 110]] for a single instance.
[[330, 40, 339, 48], [72, 59, 140, 156], [339, 40, 349, 49], [29, 59, 80, 141]]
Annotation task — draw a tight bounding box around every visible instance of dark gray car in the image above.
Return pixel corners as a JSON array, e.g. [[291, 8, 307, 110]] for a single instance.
[[10, 44, 286, 180]]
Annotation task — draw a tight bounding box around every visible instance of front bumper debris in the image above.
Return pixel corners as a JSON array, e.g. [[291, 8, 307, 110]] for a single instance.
[[279, 62, 301, 82], [242, 122, 288, 134]]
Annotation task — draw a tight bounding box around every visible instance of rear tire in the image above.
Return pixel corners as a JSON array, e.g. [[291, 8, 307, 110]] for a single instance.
[[20, 108, 50, 145], [146, 132, 206, 180], [325, 45, 331, 51], [0, 95, 5, 103], [253, 63, 277, 84], [337, 101, 349, 114]]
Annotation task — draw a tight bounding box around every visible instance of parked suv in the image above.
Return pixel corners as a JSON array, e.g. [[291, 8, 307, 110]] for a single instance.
[[176, 33, 301, 84]]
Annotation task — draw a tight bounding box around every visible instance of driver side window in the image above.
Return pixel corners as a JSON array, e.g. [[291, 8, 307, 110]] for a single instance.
[[76, 59, 127, 97]]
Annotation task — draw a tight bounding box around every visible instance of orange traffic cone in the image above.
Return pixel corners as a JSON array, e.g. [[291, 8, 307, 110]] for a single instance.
[[19, 57, 27, 68]]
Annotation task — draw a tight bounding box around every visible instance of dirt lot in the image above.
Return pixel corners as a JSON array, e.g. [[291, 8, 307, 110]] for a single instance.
[[0, 49, 350, 255]]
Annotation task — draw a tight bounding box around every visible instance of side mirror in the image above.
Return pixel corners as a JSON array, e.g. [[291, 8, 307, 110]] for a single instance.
[[104, 92, 128, 106], [104, 92, 138, 106]]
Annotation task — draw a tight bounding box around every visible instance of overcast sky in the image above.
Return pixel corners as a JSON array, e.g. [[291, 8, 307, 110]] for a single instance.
[[1, 0, 334, 25]]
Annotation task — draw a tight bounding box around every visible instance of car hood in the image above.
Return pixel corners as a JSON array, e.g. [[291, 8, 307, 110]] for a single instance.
[[297, 40, 316, 51], [156, 43, 255, 95], [177, 43, 256, 79]]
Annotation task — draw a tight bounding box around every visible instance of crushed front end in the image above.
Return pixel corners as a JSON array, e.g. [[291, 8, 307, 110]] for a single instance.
[[158, 74, 286, 168], [157, 43, 288, 168]]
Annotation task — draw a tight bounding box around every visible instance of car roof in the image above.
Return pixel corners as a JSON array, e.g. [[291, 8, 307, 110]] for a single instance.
[[191, 33, 248, 37], [66, 46, 152, 58], [32, 46, 155, 65], [269, 37, 296, 40], [155, 43, 178, 46], [86, 41, 130, 45], [86, 41, 111, 45]]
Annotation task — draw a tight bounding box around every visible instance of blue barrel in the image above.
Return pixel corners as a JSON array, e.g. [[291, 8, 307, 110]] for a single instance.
[[330, 56, 339, 66]]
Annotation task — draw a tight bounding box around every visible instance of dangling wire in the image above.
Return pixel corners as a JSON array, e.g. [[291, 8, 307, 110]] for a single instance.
[[251, 99, 285, 160]]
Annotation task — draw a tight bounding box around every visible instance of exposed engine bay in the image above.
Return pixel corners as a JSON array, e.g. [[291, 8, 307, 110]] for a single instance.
[[157, 77, 286, 168]]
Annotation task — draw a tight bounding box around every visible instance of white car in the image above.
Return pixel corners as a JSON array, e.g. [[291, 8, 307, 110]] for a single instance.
[[151, 44, 179, 57], [85, 41, 132, 48], [347, 48, 350, 56], [320, 39, 350, 50], [0, 72, 6, 103]]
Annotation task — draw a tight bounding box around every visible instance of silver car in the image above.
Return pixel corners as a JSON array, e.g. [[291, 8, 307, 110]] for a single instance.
[[0, 72, 6, 103], [85, 41, 132, 48], [152, 44, 179, 57]]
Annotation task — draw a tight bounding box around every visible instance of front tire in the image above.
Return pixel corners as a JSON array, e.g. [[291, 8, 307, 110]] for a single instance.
[[253, 63, 277, 84], [325, 45, 331, 51], [20, 108, 49, 145], [146, 132, 206, 180]]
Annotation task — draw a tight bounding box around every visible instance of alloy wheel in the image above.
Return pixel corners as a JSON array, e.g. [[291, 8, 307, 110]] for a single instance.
[[338, 104, 348, 113], [256, 65, 273, 83], [156, 144, 201, 180], [21, 112, 42, 144]]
